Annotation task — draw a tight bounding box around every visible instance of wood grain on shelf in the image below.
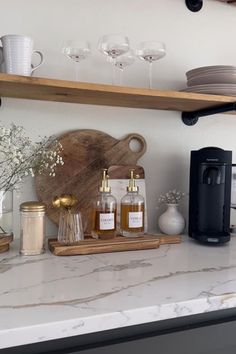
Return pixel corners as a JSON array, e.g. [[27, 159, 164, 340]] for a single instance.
[[0, 73, 235, 113], [48, 234, 182, 256]]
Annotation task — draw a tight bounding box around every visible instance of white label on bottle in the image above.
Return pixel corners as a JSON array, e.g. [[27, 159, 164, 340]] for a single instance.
[[128, 212, 143, 228], [99, 213, 115, 230]]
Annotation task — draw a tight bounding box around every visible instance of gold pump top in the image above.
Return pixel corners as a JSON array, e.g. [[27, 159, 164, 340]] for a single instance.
[[99, 169, 111, 193], [127, 169, 139, 192]]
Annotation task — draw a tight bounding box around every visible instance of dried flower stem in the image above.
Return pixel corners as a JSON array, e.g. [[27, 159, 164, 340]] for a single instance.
[[158, 189, 185, 205], [0, 123, 64, 193]]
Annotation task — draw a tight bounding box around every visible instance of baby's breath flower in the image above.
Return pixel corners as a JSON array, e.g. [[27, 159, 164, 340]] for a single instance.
[[158, 189, 185, 205], [0, 123, 64, 193]]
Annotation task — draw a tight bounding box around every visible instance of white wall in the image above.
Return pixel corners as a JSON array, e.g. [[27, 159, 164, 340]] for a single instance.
[[1, 0, 236, 237]]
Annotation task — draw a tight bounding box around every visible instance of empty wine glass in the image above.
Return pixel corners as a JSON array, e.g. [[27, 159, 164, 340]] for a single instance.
[[98, 34, 130, 84], [114, 50, 136, 85], [62, 40, 91, 81], [137, 41, 166, 89]]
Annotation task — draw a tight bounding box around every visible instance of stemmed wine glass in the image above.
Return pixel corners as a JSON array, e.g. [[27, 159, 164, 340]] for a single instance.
[[62, 40, 91, 81], [137, 41, 166, 89], [98, 34, 130, 84], [114, 50, 136, 85]]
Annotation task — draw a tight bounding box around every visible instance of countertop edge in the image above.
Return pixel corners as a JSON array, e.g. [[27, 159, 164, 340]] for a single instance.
[[1, 294, 236, 349]]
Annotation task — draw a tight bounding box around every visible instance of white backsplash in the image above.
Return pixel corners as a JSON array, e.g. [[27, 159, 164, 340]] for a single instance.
[[0, 0, 236, 237]]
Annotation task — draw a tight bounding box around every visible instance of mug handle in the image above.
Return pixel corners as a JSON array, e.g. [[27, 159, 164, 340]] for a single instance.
[[0, 46, 3, 65], [31, 50, 44, 73]]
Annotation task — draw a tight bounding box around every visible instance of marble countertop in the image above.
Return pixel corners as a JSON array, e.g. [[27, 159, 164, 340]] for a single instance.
[[1, 236, 236, 349]]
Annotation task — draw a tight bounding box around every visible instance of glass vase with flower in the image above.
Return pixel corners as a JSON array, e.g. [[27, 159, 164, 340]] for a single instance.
[[0, 123, 64, 241]]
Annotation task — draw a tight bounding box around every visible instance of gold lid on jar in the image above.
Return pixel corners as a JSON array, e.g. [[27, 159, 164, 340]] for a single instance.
[[20, 201, 46, 212]]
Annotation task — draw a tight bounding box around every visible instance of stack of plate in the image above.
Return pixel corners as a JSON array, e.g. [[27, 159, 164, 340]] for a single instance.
[[182, 65, 236, 96]]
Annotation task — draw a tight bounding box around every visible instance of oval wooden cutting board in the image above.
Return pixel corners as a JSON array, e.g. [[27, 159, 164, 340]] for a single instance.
[[36, 129, 146, 234]]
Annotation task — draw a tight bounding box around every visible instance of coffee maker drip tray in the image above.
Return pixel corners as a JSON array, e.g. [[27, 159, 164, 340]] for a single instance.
[[191, 232, 230, 244]]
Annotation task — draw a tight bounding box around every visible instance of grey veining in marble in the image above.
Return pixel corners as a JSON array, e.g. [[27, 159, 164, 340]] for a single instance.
[[1, 236, 236, 349]]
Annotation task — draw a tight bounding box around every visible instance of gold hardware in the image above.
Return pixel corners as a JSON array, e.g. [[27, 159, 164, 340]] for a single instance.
[[99, 168, 111, 193], [20, 201, 46, 212], [52, 194, 77, 209], [127, 169, 138, 192]]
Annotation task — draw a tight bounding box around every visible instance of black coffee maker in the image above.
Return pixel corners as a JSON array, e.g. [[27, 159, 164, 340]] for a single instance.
[[189, 147, 232, 244]]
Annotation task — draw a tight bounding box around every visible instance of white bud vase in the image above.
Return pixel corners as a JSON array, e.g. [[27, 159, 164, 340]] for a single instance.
[[158, 203, 185, 235]]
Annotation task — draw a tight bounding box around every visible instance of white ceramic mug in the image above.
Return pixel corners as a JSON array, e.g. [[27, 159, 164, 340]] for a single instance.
[[0, 35, 44, 76], [0, 47, 4, 72]]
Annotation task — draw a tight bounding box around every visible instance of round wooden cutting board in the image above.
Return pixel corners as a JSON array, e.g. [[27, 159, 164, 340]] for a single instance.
[[35, 129, 146, 234]]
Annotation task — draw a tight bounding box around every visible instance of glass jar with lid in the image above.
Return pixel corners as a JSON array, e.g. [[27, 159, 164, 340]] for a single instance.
[[20, 201, 46, 255]]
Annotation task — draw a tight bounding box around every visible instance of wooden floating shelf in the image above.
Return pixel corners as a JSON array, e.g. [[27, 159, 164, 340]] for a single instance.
[[0, 73, 236, 113]]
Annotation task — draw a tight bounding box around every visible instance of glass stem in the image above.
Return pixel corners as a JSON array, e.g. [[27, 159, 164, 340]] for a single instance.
[[0, 225, 6, 234], [75, 62, 79, 81], [119, 68, 124, 86], [111, 59, 116, 85], [148, 62, 153, 89]]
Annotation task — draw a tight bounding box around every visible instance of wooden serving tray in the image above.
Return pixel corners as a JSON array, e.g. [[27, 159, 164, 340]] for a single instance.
[[36, 130, 146, 234], [48, 235, 181, 256], [0, 235, 13, 253]]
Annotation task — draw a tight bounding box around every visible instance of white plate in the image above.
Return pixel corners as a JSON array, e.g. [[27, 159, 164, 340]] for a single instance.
[[181, 83, 236, 96], [187, 72, 236, 86], [186, 66, 236, 79]]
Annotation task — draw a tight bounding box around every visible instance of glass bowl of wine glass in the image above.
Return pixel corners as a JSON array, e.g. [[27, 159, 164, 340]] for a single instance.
[[114, 50, 136, 85], [62, 40, 91, 81], [98, 34, 130, 84], [137, 41, 166, 89]]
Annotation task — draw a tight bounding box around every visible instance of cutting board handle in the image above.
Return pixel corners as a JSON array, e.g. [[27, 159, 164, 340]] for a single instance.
[[122, 133, 147, 159]]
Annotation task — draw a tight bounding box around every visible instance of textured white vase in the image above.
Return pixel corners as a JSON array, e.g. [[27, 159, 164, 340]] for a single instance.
[[158, 204, 185, 235]]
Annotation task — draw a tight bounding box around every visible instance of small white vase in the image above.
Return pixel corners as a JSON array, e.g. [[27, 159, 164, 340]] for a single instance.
[[158, 203, 185, 235]]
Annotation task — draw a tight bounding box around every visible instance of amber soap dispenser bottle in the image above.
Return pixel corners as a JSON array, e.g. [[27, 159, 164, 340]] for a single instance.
[[92, 169, 117, 240], [120, 169, 145, 237]]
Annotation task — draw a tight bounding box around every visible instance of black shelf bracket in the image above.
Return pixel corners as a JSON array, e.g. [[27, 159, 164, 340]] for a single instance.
[[182, 102, 236, 126], [185, 0, 203, 12], [0, 98, 1, 108]]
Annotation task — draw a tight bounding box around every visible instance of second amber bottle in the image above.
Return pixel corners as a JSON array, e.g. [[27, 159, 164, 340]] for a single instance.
[[120, 169, 145, 237]]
